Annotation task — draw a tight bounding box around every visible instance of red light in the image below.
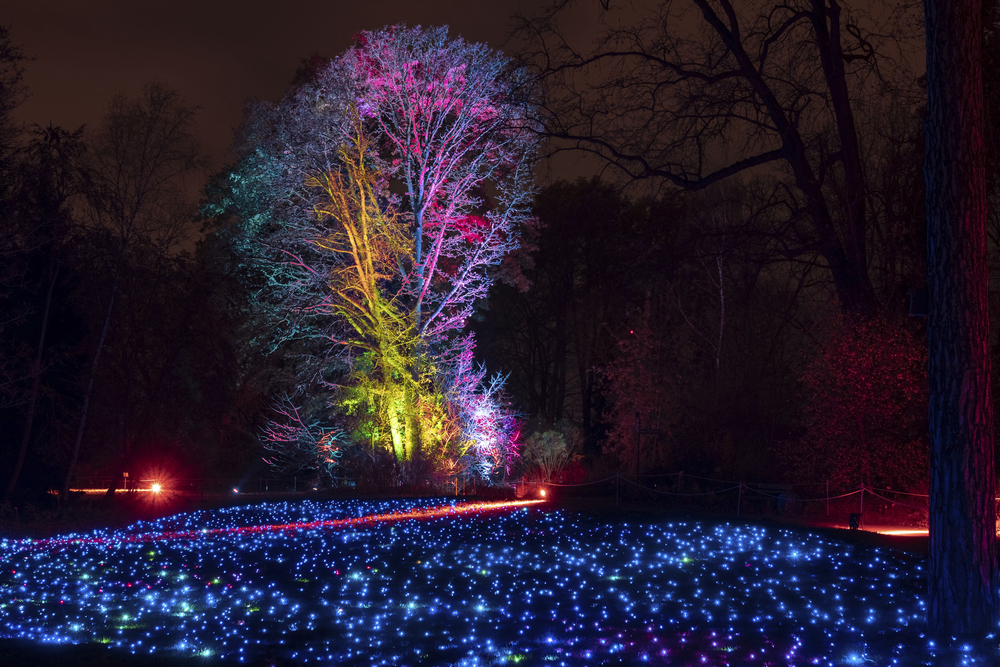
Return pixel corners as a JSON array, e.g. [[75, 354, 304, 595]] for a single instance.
[[23, 499, 546, 550]]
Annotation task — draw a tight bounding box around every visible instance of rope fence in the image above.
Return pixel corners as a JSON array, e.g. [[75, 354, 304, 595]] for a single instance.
[[70, 471, 999, 531], [527, 470, 984, 527]]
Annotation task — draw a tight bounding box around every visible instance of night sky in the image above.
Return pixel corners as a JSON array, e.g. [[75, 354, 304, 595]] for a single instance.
[[8, 0, 581, 176]]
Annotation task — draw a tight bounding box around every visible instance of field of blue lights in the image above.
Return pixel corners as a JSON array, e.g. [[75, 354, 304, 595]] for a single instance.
[[0, 498, 996, 666]]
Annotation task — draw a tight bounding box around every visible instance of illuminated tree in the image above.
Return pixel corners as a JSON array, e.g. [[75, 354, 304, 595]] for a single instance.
[[338, 25, 539, 342], [261, 395, 346, 483], [242, 117, 520, 480], [440, 338, 521, 480], [232, 24, 538, 348], [215, 26, 537, 481], [305, 125, 419, 463], [519, 420, 582, 483]]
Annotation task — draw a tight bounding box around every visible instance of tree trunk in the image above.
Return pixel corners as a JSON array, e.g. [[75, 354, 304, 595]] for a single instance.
[[4, 264, 58, 501], [924, 0, 997, 637], [61, 275, 118, 501], [387, 386, 406, 463]]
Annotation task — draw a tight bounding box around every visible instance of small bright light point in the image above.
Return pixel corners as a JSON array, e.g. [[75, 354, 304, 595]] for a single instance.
[[151, 483, 162, 494], [539, 489, 547, 497], [232, 488, 239, 494]]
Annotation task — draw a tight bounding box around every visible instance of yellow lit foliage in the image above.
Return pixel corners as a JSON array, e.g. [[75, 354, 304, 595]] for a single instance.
[[306, 125, 419, 461]]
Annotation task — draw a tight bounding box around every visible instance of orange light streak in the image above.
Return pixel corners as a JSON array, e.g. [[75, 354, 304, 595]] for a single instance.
[[23, 499, 545, 550]]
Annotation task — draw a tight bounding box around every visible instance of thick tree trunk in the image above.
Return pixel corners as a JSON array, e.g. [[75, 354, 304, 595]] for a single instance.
[[924, 0, 997, 637]]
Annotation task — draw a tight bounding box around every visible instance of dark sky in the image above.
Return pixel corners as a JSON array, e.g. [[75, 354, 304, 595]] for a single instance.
[[8, 0, 590, 176]]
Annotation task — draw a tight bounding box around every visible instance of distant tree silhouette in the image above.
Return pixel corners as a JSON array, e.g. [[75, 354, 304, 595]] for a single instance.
[[63, 83, 208, 500]]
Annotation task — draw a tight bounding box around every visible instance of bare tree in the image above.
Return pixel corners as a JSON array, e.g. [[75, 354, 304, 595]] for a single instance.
[[515, 0, 923, 317], [62, 83, 208, 500], [0, 24, 28, 178], [0, 25, 31, 404], [339, 26, 539, 342], [4, 125, 84, 501]]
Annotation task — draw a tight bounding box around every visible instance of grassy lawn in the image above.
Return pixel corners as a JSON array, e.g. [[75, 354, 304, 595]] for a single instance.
[[0, 496, 992, 665]]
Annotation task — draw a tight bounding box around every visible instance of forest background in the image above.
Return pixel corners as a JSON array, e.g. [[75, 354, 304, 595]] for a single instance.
[[1, 0, 998, 503]]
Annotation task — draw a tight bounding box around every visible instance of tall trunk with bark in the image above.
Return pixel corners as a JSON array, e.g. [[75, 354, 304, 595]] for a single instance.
[[924, 0, 998, 637]]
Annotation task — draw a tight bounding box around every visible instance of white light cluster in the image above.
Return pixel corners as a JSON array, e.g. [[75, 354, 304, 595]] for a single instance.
[[0, 499, 996, 665]]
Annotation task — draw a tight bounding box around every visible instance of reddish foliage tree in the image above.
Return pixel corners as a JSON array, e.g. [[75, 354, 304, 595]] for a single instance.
[[602, 320, 678, 473], [796, 318, 927, 492]]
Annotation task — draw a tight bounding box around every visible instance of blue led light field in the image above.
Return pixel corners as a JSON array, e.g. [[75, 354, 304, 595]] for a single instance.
[[0, 498, 995, 665]]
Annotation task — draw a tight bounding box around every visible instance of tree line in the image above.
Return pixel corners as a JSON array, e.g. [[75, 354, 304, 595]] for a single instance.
[[0, 28, 237, 501], [0, 4, 992, 504]]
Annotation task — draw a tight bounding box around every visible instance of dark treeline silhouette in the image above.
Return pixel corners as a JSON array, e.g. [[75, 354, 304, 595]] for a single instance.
[[0, 28, 246, 503]]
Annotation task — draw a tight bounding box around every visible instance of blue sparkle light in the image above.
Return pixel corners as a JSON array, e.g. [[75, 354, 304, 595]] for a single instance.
[[0, 498, 994, 665]]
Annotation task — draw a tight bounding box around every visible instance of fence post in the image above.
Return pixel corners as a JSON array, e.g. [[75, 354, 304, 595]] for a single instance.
[[293, 476, 297, 493], [826, 480, 829, 516], [737, 482, 742, 519], [859, 484, 865, 529]]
